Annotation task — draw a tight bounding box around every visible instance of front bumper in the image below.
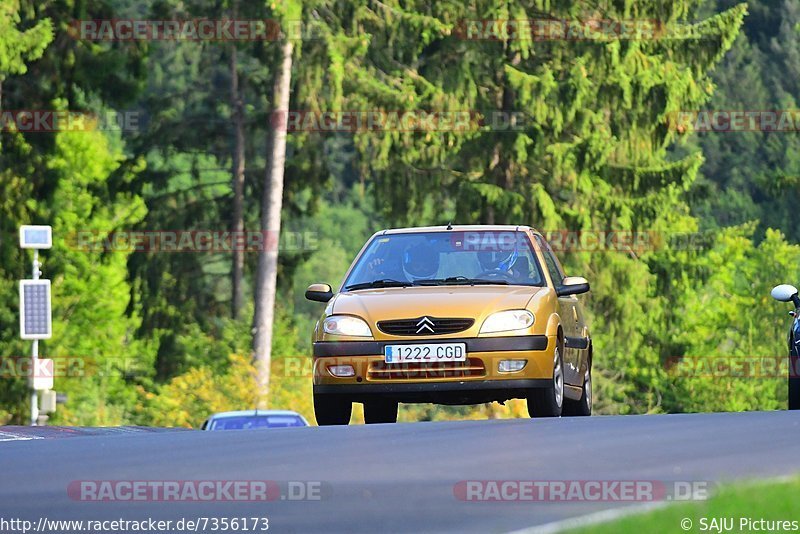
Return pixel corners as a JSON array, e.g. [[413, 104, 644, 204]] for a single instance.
[[312, 334, 555, 404], [313, 335, 549, 357], [314, 379, 553, 404]]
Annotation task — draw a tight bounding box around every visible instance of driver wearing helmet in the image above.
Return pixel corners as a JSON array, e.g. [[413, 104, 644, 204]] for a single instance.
[[402, 241, 440, 282], [477, 248, 519, 276]]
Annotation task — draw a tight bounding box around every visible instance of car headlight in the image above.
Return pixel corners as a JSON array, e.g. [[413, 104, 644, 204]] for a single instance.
[[323, 315, 373, 337], [480, 310, 534, 334]]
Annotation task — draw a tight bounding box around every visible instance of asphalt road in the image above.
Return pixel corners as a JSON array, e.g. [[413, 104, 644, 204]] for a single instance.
[[1, 411, 799, 533]]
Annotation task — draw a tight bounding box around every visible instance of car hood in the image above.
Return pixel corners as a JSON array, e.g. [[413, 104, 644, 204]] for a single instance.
[[331, 285, 543, 324]]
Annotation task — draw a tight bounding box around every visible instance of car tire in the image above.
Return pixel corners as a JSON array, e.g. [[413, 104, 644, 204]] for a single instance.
[[314, 394, 352, 425], [562, 364, 592, 416], [363, 399, 399, 424], [527, 344, 564, 418]]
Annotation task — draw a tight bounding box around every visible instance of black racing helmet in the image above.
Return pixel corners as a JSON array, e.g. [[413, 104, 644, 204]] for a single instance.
[[402, 241, 439, 279], [478, 248, 519, 272]]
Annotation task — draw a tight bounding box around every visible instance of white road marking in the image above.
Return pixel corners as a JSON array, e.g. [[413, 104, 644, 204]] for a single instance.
[[507, 502, 669, 533], [0, 431, 44, 442]]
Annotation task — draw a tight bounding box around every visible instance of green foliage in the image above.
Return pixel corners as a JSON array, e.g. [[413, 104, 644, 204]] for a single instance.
[[0, 1, 148, 423], [0, 0, 52, 81], [666, 226, 800, 412], [44, 128, 149, 425], [288, 187, 381, 347], [137, 353, 262, 428], [691, 0, 800, 242], [136, 313, 310, 428]]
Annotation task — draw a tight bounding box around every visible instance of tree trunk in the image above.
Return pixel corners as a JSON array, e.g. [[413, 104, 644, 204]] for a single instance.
[[252, 40, 293, 408], [230, 44, 246, 319], [484, 74, 515, 225]]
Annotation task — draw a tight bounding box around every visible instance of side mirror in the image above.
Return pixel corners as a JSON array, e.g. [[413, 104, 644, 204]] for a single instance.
[[305, 283, 334, 302], [771, 284, 800, 306], [556, 276, 590, 297]]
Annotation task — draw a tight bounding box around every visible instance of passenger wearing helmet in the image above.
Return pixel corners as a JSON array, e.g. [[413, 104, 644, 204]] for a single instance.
[[402, 241, 440, 281]]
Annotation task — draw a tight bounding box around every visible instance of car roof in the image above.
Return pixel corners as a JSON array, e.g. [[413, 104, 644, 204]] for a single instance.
[[379, 224, 539, 235], [209, 410, 304, 419]]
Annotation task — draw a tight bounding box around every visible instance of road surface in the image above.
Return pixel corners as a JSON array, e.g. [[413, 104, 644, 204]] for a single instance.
[[1, 411, 798, 533]]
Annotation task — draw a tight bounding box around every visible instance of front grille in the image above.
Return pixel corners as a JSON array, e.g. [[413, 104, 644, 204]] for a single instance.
[[377, 317, 474, 336], [368, 358, 486, 380]]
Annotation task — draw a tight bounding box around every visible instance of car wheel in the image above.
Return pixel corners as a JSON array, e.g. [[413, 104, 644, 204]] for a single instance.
[[363, 399, 399, 424], [527, 344, 564, 418], [563, 364, 592, 416], [313, 393, 352, 425]]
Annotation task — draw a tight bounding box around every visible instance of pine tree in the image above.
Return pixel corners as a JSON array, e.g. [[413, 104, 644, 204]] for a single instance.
[[338, 1, 746, 412]]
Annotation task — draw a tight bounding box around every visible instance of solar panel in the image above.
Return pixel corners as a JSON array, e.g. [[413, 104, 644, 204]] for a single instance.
[[20, 280, 52, 339]]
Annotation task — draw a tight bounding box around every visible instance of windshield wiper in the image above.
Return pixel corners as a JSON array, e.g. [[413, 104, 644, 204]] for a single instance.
[[413, 277, 510, 286], [413, 276, 473, 286], [344, 279, 413, 291]]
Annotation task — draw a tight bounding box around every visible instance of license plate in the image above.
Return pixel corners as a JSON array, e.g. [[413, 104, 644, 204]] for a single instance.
[[384, 343, 467, 363]]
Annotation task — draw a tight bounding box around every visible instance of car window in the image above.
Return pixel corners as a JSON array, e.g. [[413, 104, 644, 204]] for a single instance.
[[261, 416, 307, 428], [343, 230, 546, 288], [209, 415, 306, 430], [533, 234, 565, 285]]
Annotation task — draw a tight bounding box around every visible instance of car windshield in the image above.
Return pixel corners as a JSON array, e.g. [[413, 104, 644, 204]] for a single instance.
[[343, 230, 545, 290], [208, 415, 306, 430]]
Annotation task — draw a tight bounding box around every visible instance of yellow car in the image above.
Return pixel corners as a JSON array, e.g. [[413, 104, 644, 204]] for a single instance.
[[305, 225, 592, 424]]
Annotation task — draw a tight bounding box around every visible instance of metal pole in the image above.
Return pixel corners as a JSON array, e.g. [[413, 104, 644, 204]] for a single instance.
[[30, 250, 39, 426], [31, 340, 38, 426]]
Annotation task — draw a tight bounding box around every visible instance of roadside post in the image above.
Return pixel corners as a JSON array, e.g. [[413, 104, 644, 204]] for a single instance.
[[19, 225, 53, 426]]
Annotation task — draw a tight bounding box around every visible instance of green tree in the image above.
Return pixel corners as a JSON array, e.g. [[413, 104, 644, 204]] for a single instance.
[[0, 0, 52, 110], [0, 0, 147, 423], [45, 127, 149, 425], [691, 0, 800, 242], [667, 226, 800, 412]]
